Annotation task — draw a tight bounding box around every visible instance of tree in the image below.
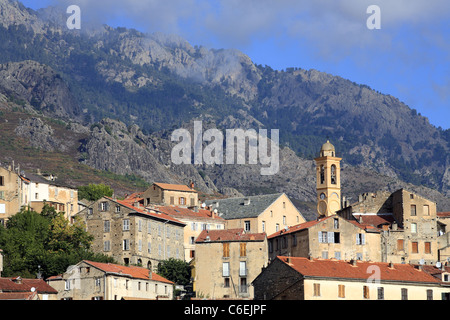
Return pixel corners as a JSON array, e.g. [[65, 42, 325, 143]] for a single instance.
[[78, 183, 114, 201], [0, 204, 114, 278], [157, 258, 191, 286]]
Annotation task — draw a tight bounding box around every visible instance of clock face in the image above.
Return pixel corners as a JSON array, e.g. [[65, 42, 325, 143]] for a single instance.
[[320, 193, 325, 200]]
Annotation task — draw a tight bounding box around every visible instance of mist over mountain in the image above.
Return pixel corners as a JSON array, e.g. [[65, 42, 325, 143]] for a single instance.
[[0, 0, 448, 216]]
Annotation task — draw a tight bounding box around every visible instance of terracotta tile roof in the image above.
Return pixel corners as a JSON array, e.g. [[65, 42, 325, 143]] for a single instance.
[[353, 214, 395, 228], [437, 212, 450, 218], [0, 277, 58, 294], [267, 216, 332, 239], [277, 256, 441, 284], [153, 182, 197, 193], [82, 260, 173, 284], [196, 228, 266, 243], [105, 197, 185, 226], [153, 205, 224, 221], [0, 292, 37, 300]]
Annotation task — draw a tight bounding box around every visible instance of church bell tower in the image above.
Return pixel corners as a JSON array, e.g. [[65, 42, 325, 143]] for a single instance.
[[314, 140, 342, 217]]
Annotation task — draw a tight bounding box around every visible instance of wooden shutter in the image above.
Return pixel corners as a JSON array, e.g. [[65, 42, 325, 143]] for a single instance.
[[223, 243, 230, 257], [240, 243, 246, 257]]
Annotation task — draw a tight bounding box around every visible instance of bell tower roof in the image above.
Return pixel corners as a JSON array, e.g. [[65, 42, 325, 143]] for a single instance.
[[319, 140, 336, 157]]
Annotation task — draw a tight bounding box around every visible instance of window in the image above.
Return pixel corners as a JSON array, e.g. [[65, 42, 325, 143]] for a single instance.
[[104, 220, 110, 233], [377, 287, 384, 300], [123, 239, 130, 251], [190, 197, 195, 206], [224, 277, 230, 288], [0, 176, 4, 186], [179, 197, 186, 205], [170, 196, 174, 205], [411, 223, 417, 233], [262, 221, 265, 232], [334, 218, 339, 229], [100, 202, 108, 211], [276, 223, 280, 232], [318, 231, 340, 243], [338, 285, 345, 298], [427, 289, 433, 300], [313, 283, 320, 296], [138, 239, 142, 252], [322, 251, 328, 259], [411, 242, 418, 253], [240, 278, 247, 293], [223, 243, 230, 257], [148, 222, 152, 234], [240, 243, 247, 257], [65, 280, 71, 291], [244, 220, 251, 232], [283, 215, 286, 225], [334, 251, 341, 260], [423, 205, 430, 216], [239, 261, 247, 276], [425, 242, 431, 254], [104, 240, 110, 251], [115, 205, 121, 213], [222, 262, 230, 277], [363, 285, 370, 299], [0, 191, 4, 200], [356, 233, 366, 245], [397, 239, 404, 251], [401, 288, 408, 300], [411, 205, 416, 216], [123, 219, 130, 231], [292, 234, 297, 247]]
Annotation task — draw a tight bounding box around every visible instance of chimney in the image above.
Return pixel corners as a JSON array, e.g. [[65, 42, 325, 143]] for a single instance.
[[388, 262, 394, 269], [189, 181, 195, 189], [243, 198, 251, 206], [415, 265, 423, 271], [350, 259, 357, 266]]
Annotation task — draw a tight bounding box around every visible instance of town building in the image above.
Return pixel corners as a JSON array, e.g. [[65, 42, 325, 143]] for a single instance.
[[267, 215, 381, 262], [0, 164, 22, 225], [141, 182, 198, 207], [194, 228, 268, 299], [339, 189, 440, 265], [46, 260, 173, 300], [204, 193, 306, 236], [150, 205, 225, 262], [252, 256, 449, 300], [76, 197, 185, 270], [0, 276, 58, 300]]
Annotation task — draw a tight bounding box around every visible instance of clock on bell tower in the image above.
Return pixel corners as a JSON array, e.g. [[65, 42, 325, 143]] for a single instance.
[[314, 140, 342, 217]]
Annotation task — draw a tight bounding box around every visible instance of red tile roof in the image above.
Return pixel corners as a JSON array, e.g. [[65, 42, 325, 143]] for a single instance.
[[438, 212, 450, 218], [0, 277, 58, 294], [153, 182, 197, 193], [153, 205, 224, 221], [277, 256, 441, 284], [105, 197, 185, 226], [82, 260, 173, 284], [353, 214, 395, 227], [196, 228, 266, 243]]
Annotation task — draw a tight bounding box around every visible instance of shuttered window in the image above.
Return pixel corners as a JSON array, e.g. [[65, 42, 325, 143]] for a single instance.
[[223, 243, 230, 257]]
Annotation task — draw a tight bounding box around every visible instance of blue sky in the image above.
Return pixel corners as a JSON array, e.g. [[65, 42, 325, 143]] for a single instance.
[[21, 0, 450, 130]]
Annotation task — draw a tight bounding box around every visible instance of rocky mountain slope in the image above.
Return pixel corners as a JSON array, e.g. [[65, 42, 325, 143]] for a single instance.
[[0, 0, 448, 217]]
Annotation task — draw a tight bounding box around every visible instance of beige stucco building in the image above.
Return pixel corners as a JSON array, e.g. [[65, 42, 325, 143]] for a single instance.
[[205, 193, 305, 236], [253, 256, 450, 300], [268, 215, 381, 262], [76, 197, 185, 270], [46, 260, 173, 300], [194, 228, 268, 299]]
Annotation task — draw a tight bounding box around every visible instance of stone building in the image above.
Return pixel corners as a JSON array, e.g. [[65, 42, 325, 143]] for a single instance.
[[339, 189, 439, 265], [76, 197, 185, 270], [46, 260, 173, 300], [141, 182, 198, 207], [252, 256, 449, 300], [150, 205, 225, 262], [267, 215, 381, 262], [0, 165, 22, 225], [194, 228, 268, 299], [204, 193, 306, 236]]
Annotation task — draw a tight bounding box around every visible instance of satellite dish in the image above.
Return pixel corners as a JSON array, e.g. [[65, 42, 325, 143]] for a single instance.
[[419, 259, 424, 265], [436, 262, 442, 268], [30, 287, 36, 292], [201, 203, 206, 208]]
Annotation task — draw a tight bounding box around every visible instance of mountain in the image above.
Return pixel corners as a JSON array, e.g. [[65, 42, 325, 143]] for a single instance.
[[0, 0, 448, 216]]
